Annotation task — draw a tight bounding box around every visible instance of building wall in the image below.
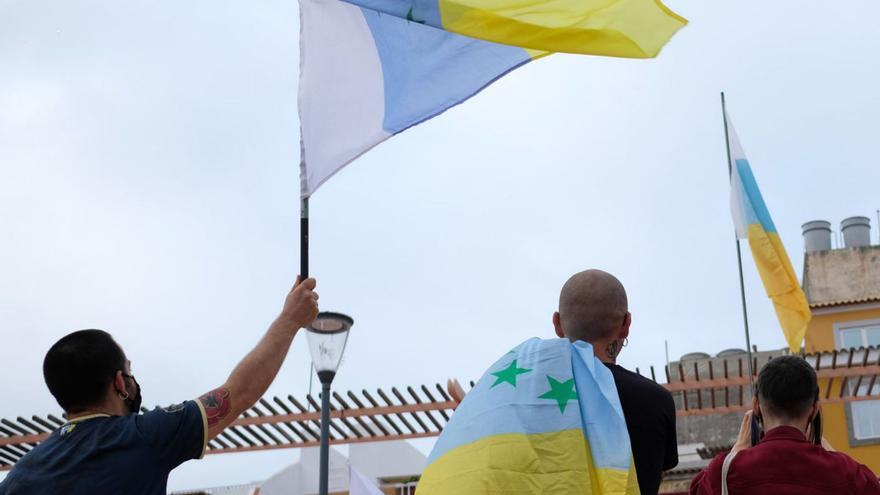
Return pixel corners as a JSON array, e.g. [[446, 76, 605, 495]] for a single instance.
[[805, 305, 880, 353], [821, 400, 880, 474], [805, 304, 880, 473]]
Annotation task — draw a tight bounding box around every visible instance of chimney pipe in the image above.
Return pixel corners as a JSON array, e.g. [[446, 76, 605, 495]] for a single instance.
[[841, 216, 871, 248], [802, 220, 832, 252]]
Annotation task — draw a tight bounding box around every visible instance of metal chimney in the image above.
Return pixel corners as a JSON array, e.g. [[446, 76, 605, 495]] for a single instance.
[[802, 220, 832, 252], [841, 216, 871, 248]]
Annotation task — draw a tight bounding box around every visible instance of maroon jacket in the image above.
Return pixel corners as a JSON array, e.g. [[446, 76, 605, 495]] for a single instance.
[[689, 426, 880, 495]]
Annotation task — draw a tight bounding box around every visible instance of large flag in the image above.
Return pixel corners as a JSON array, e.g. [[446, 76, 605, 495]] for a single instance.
[[726, 113, 812, 353], [417, 338, 639, 494], [298, 0, 687, 197]]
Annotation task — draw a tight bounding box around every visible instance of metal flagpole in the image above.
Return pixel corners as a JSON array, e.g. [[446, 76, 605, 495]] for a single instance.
[[664, 339, 670, 372], [721, 92, 756, 381], [301, 197, 309, 278], [300, 195, 324, 489], [299, 194, 335, 495]]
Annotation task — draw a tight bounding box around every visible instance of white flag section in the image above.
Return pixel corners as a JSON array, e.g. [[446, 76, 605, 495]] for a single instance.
[[726, 115, 752, 240], [349, 465, 385, 495], [297, 0, 538, 198]]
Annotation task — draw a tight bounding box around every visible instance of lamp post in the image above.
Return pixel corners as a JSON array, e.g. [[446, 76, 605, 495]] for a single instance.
[[306, 311, 354, 495]]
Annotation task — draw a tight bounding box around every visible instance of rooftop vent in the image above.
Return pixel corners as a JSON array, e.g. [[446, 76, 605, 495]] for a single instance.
[[680, 352, 711, 361], [841, 216, 871, 248], [716, 348, 747, 358], [802, 220, 832, 253]]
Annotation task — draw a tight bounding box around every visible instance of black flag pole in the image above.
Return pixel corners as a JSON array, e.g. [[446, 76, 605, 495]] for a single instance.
[[300, 197, 309, 279], [721, 92, 756, 381]]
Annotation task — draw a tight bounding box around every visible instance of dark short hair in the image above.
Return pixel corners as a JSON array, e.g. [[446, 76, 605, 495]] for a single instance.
[[757, 355, 818, 420], [43, 329, 126, 412]]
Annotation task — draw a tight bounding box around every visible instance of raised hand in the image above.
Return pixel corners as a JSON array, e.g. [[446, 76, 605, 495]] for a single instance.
[[280, 277, 319, 329]]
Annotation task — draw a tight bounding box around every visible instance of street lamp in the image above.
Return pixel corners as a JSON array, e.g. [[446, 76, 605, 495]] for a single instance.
[[306, 311, 354, 495]]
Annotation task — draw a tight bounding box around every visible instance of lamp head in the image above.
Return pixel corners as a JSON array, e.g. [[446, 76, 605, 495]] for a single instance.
[[306, 312, 353, 383]]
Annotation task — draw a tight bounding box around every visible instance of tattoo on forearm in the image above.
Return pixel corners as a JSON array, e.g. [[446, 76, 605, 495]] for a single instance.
[[199, 388, 231, 427]]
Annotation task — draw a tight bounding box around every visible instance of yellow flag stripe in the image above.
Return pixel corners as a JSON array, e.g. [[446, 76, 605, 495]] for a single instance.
[[438, 0, 687, 58], [417, 429, 638, 494], [747, 225, 812, 353]]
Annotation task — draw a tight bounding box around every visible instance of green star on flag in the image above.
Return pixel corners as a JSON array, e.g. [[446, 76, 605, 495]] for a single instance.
[[490, 359, 531, 388], [538, 375, 578, 413]]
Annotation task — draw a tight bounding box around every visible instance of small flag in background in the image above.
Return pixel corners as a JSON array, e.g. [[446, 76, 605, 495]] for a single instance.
[[416, 338, 638, 495], [726, 113, 812, 353], [349, 465, 384, 495], [298, 0, 687, 198]]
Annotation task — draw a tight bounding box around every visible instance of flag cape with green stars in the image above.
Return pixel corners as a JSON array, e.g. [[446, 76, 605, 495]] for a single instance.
[[418, 338, 639, 494]]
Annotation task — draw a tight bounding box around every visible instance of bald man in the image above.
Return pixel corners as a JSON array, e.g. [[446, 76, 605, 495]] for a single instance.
[[553, 270, 678, 495]]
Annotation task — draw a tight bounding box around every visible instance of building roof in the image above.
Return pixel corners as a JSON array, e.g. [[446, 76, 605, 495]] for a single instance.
[[172, 483, 260, 495], [244, 440, 426, 495], [803, 246, 880, 308]]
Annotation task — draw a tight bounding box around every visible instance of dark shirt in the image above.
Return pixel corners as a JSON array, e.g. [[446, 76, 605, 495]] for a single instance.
[[0, 401, 206, 495], [689, 426, 880, 495], [605, 363, 679, 495]]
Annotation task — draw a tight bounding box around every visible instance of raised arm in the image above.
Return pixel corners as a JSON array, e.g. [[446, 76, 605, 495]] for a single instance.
[[198, 277, 319, 440]]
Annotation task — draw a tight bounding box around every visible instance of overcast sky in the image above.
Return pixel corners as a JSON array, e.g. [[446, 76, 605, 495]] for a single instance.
[[2, 0, 879, 490]]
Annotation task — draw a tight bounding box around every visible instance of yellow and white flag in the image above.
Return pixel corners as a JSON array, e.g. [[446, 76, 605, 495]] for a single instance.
[[727, 113, 812, 353]]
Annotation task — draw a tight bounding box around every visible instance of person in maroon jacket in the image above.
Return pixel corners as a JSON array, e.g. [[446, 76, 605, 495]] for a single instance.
[[690, 355, 880, 495]]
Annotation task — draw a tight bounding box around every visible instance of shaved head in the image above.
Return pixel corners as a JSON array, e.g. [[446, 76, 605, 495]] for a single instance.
[[558, 269, 628, 343]]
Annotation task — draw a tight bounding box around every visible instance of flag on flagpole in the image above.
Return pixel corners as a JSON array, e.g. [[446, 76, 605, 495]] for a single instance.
[[726, 113, 812, 353], [416, 338, 639, 494], [349, 465, 385, 495], [298, 0, 687, 198]]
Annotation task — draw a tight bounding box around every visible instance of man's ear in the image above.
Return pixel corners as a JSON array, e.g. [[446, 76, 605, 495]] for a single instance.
[[619, 312, 632, 341], [552, 312, 564, 339], [113, 370, 127, 397], [752, 396, 761, 418]]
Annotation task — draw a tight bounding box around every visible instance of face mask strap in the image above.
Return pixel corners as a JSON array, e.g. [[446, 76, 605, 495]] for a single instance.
[[117, 370, 142, 414], [115, 370, 131, 400]]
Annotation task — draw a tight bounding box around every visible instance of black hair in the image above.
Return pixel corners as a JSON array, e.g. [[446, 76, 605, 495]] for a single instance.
[[43, 329, 126, 412], [756, 355, 819, 421]]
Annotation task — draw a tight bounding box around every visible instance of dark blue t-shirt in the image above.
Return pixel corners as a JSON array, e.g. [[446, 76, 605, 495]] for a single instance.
[[0, 401, 206, 495]]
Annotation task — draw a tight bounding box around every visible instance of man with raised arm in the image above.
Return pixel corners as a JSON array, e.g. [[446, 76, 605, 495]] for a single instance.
[[553, 269, 678, 495], [0, 277, 319, 495]]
